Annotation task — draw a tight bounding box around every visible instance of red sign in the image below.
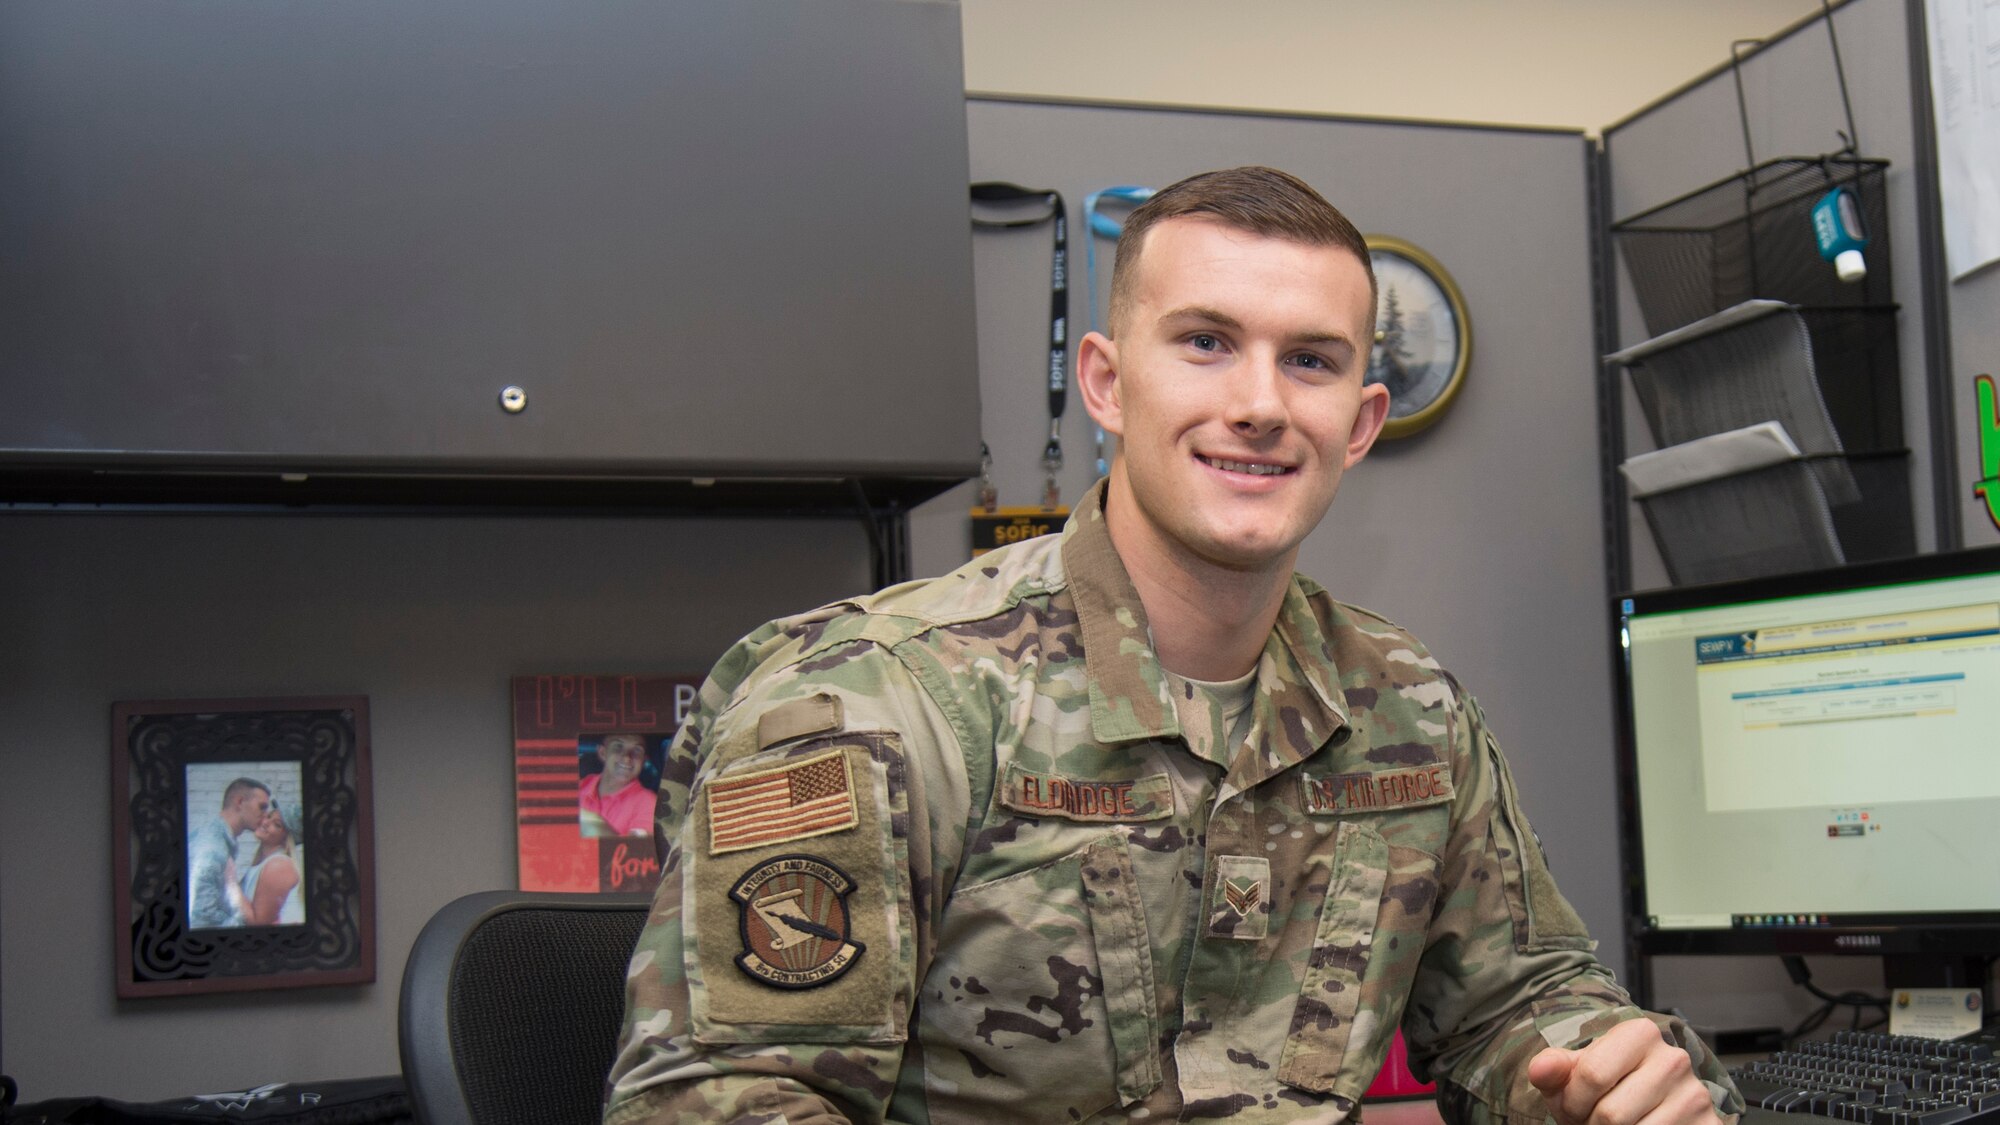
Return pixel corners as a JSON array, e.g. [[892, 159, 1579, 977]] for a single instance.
[[512, 674, 702, 894]]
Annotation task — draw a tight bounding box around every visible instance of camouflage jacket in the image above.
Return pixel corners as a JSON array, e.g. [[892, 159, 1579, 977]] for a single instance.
[[605, 486, 1741, 1124]]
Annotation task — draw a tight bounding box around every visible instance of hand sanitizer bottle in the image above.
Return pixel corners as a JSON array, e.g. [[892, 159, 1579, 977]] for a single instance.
[[1810, 185, 1868, 283]]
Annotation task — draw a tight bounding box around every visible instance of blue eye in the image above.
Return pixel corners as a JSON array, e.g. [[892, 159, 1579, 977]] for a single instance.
[[1190, 333, 1220, 351]]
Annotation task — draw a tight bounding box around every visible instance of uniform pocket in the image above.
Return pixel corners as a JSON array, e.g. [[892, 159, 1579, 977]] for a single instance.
[[919, 833, 1160, 1124], [1279, 819, 1439, 1101]]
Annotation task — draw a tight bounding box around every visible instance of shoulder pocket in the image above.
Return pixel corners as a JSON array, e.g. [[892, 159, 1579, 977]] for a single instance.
[[1487, 734, 1593, 953], [684, 732, 914, 1045]]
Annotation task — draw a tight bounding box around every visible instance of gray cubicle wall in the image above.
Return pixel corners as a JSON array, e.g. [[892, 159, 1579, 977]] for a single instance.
[[0, 515, 873, 1098], [910, 98, 1629, 955], [1604, 0, 1951, 586]]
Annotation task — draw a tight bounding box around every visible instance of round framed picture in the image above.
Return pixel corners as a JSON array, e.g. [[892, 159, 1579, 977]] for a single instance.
[[1365, 235, 1471, 439]]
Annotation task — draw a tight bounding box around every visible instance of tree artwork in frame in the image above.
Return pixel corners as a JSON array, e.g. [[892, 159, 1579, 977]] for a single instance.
[[1365, 234, 1473, 439], [111, 697, 376, 998]]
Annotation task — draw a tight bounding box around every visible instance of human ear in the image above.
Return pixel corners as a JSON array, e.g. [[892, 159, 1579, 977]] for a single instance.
[[1077, 331, 1124, 438], [1343, 382, 1391, 468]]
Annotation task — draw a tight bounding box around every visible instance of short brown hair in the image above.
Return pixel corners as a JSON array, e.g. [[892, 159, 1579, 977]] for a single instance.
[[1107, 166, 1375, 334], [222, 777, 269, 809]]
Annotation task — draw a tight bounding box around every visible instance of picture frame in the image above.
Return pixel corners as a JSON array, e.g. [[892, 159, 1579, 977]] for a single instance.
[[1365, 235, 1473, 439], [512, 674, 702, 895], [110, 696, 376, 998]]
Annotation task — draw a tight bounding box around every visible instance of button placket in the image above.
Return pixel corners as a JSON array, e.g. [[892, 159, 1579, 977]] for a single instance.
[[1172, 787, 1256, 1095]]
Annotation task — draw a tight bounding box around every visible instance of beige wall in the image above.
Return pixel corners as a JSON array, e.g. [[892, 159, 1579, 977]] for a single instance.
[[963, 0, 1825, 132]]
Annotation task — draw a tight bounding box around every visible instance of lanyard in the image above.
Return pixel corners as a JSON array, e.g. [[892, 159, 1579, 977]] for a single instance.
[[971, 182, 1068, 510], [1083, 186, 1154, 478]]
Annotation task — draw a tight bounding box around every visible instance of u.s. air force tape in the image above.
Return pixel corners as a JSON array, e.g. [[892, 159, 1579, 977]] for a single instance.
[[1300, 765, 1452, 815]]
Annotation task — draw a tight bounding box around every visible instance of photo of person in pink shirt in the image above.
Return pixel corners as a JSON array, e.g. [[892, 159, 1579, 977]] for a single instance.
[[578, 732, 660, 838]]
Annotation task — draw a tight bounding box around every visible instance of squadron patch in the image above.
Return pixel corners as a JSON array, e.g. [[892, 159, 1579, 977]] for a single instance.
[[730, 854, 865, 989]]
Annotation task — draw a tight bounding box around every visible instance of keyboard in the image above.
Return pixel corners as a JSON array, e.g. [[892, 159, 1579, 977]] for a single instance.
[[1735, 1025, 2000, 1125]]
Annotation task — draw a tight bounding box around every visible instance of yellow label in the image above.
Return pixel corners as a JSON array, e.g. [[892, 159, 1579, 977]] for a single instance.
[[969, 505, 1068, 557]]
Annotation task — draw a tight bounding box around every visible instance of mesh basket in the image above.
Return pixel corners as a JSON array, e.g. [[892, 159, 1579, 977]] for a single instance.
[[1614, 299, 1914, 580], [1613, 156, 1891, 337], [1636, 459, 1846, 587], [1635, 451, 1913, 586], [1795, 306, 1903, 451], [1619, 303, 1902, 504], [1827, 450, 1916, 566]]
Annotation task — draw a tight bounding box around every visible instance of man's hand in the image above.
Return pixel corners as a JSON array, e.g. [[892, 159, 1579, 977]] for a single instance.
[[1527, 1017, 1722, 1125], [222, 859, 254, 922]]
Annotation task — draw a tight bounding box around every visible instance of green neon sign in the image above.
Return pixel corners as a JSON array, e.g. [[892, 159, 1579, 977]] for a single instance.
[[1978, 374, 2000, 533]]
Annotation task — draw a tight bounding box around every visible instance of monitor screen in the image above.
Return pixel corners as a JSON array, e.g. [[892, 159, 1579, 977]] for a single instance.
[[1615, 545, 2000, 958]]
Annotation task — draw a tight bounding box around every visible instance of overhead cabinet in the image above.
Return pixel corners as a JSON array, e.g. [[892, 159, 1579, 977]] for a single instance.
[[0, 0, 980, 507]]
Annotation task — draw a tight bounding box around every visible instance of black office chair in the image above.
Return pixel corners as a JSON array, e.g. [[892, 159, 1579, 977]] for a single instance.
[[399, 891, 652, 1125]]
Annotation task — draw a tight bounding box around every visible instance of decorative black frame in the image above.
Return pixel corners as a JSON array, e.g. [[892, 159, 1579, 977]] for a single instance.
[[111, 696, 376, 998]]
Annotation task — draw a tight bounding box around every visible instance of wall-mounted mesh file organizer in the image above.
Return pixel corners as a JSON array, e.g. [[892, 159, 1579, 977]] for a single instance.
[[1608, 158, 1911, 586], [1614, 157, 1891, 336]]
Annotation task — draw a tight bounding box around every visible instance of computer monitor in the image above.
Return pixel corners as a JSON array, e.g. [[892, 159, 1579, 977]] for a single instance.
[[1613, 545, 2000, 1001]]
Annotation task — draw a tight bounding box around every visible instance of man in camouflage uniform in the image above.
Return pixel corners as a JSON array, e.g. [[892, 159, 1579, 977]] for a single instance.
[[605, 167, 1744, 1124]]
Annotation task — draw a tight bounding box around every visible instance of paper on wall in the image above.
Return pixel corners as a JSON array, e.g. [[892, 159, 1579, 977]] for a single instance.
[[1927, 0, 2000, 280]]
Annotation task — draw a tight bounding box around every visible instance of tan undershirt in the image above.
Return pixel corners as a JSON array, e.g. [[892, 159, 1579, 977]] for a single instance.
[[1165, 665, 1258, 768]]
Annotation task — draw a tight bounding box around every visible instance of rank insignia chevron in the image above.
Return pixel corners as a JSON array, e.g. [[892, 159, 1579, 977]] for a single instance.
[[1223, 876, 1262, 917]]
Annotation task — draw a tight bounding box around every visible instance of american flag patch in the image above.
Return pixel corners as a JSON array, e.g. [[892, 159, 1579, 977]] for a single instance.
[[706, 749, 858, 855]]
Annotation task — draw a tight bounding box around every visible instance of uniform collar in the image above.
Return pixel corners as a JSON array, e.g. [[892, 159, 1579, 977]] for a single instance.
[[1059, 481, 1351, 778]]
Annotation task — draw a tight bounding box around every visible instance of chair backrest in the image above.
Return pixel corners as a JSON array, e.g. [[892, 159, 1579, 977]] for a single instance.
[[399, 891, 652, 1125]]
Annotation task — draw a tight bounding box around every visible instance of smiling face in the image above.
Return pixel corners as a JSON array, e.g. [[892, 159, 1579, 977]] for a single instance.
[[254, 806, 290, 848], [1081, 215, 1388, 576], [597, 734, 646, 792]]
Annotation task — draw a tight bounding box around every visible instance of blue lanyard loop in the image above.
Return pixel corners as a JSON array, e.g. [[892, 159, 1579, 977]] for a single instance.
[[1083, 186, 1154, 479]]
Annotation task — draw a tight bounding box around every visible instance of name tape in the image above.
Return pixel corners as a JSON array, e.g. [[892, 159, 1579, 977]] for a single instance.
[[998, 764, 1174, 823]]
